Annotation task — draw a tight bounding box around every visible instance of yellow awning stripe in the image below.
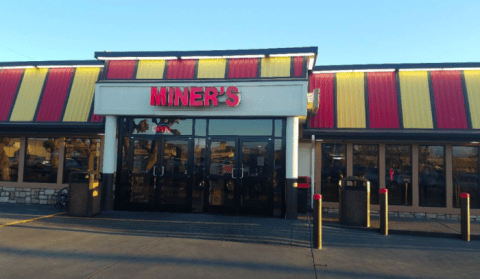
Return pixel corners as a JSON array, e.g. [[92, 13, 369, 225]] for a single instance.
[[10, 68, 48, 121], [136, 60, 166, 79], [261, 57, 290, 77], [197, 59, 226, 79], [399, 71, 433, 129], [336, 72, 366, 128], [63, 67, 100, 122], [464, 70, 480, 129]]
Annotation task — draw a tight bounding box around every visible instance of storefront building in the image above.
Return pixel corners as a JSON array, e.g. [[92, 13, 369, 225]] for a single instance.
[[1, 48, 480, 220], [303, 63, 480, 219]]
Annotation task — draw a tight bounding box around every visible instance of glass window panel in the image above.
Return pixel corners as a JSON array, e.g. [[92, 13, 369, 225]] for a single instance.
[[195, 119, 207, 136], [63, 138, 101, 183], [321, 144, 346, 202], [273, 139, 283, 217], [419, 146, 446, 207], [274, 119, 283, 137], [192, 138, 206, 213], [453, 146, 479, 209], [24, 138, 59, 183], [385, 145, 412, 206], [0, 137, 20, 182], [209, 119, 272, 136], [132, 118, 192, 136], [163, 140, 189, 174], [353, 145, 379, 204], [130, 140, 157, 204]]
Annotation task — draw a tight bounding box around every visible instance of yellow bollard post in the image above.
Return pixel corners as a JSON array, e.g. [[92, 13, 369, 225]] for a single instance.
[[379, 188, 388, 236], [313, 194, 322, 249]]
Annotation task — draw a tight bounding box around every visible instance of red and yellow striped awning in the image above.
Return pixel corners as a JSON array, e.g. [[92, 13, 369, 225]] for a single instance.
[[102, 57, 308, 80], [0, 64, 103, 124], [309, 69, 480, 131]]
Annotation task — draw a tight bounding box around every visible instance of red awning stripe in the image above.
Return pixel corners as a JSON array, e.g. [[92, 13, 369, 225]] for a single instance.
[[166, 59, 196, 79], [367, 72, 400, 129], [430, 71, 468, 129], [309, 73, 335, 128], [294, 57, 304, 77], [36, 68, 74, 122], [106, 60, 136, 79], [228, 58, 259, 79], [0, 69, 24, 121]]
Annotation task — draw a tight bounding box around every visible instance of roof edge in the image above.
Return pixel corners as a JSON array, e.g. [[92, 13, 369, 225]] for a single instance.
[[94, 46, 318, 59], [313, 62, 480, 72], [0, 60, 104, 67]]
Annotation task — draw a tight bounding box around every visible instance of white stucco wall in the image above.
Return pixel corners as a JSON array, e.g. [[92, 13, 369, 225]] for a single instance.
[[298, 141, 312, 177]]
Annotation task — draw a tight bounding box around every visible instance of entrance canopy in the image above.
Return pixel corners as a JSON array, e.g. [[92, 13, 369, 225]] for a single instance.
[[306, 63, 480, 141]]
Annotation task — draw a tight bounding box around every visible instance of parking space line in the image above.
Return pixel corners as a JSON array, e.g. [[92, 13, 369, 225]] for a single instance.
[[0, 212, 66, 228]]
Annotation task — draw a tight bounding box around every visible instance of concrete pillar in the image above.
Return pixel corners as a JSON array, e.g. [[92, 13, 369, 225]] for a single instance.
[[102, 115, 117, 211], [286, 116, 299, 220]]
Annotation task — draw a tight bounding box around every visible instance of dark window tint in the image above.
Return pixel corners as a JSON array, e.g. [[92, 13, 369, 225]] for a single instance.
[[63, 138, 101, 183], [353, 145, 379, 204], [453, 146, 479, 209], [209, 119, 272, 136], [24, 138, 59, 183], [419, 146, 445, 207], [0, 137, 20, 182], [385, 145, 412, 206], [321, 144, 346, 202]]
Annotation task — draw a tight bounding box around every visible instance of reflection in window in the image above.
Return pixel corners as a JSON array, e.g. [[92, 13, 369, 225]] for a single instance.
[[131, 118, 192, 135], [385, 145, 412, 206], [24, 138, 59, 183], [321, 144, 346, 202], [209, 119, 272, 136], [419, 146, 445, 207], [274, 119, 283, 137], [453, 146, 479, 209], [195, 119, 207, 136], [0, 138, 20, 182], [273, 139, 283, 216], [192, 138, 206, 212], [353, 145, 379, 204], [130, 140, 156, 204], [63, 138, 101, 183]]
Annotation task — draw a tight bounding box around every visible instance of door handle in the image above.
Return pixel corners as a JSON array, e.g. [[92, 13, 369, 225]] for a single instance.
[[153, 166, 158, 177], [161, 166, 165, 176], [240, 168, 244, 179], [232, 168, 236, 179]]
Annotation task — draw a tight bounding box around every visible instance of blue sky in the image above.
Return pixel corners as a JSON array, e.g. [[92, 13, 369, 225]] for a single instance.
[[1, 0, 479, 65]]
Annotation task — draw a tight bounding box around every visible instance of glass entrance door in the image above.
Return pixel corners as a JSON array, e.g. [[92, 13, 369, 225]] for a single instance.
[[206, 138, 273, 215], [157, 139, 192, 212], [121, 137, 192, 211]]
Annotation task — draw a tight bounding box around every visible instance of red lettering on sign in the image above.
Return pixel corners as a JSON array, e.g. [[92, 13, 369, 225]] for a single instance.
[[174, 87, 189, 106], [189, 87, 203, 106], [225, 86, 240, 107], [150, 86, 240, 107], [204, 87, 219, 106], [150, 87, 167, 106], [168, 87, 175, 106]]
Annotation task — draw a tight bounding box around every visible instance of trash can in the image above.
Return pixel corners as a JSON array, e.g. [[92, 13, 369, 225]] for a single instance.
[[297, 176, 310, 213], [339, 176, 370, 227], [68, 171, 102, 217]]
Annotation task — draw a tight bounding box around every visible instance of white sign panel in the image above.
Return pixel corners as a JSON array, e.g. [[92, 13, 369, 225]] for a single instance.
[[94, 81, 308, 117]]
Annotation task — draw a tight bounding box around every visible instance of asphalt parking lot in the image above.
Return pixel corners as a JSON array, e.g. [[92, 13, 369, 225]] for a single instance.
[[0, 204, 479, 279]]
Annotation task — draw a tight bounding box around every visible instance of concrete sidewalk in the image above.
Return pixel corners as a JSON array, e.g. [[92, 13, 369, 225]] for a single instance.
[[0, 204, 479, 279]]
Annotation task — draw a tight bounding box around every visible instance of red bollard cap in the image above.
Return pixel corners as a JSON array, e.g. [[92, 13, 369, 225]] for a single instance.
[[314, 194, 322, 200], [461, 193, 470, 199], [379, 188, 388, 194]]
